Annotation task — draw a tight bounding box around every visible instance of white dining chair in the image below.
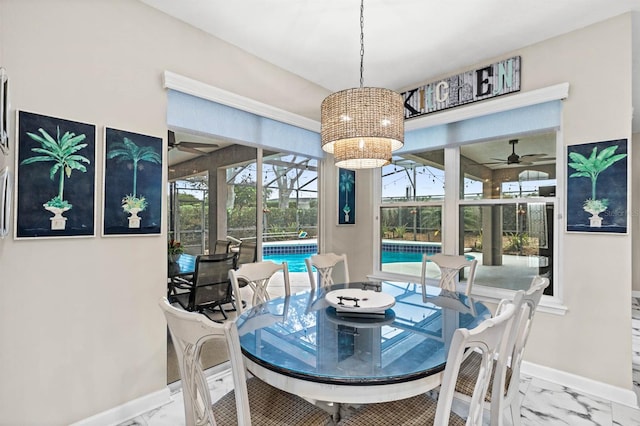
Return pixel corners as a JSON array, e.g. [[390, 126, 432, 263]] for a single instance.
[[422, 252, 478, 296], [337, 299, 517, 426], [454, 275, 550, 426], [158, 297, 335, 426], [305, 252, 350, 290], [229, 260, 290, 315]]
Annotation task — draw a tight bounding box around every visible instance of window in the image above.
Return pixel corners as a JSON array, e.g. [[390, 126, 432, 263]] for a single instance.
[[378, 134, 556, 295], [226, 162, 258, 242], [224, 151, 319, 271], [379, 150, 444, 276], [168, 175, 209, 255]]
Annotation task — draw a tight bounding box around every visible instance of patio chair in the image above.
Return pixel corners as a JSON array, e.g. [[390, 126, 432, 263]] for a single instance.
[[213, 239, 232, 254], [158, 297, 334, 426], [237, 240, 258, 265], [173, 253, 237, 321], [422, 253, 478, 296], [454, 276, 550, 426], [229, 260, 291, 315], [305, 252, 350, 290], [337, 297, 517, 425]]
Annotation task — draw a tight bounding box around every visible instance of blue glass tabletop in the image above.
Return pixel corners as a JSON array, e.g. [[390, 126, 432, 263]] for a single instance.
[[168, 253, 196, 278], [237, 281, 490, 386]]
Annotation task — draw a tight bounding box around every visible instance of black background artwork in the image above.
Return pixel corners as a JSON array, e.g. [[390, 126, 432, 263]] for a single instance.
[[16, 110, 96, 238], [566, 139, 627, 234], [103, 127, 162, 236]]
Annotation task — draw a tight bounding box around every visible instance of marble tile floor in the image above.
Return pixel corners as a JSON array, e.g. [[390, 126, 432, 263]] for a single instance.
[[119, 369, 640, 426], [122, 288, 640, 425]]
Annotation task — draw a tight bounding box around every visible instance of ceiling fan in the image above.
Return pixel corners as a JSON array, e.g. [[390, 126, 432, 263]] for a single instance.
[[168, 130, 218, 154], [484, 139, 553, 166]]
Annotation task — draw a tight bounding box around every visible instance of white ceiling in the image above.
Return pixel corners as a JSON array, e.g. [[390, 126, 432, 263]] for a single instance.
[[143, 0, 640, 164], [142, 0, 639, 92]]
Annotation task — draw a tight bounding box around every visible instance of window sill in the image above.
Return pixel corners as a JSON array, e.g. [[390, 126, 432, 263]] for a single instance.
[[471, 285, 568, 316], [368, 272, 568, 316]]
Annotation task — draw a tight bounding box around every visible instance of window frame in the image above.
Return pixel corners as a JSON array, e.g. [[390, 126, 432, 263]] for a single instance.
[[372, 135, 567, 315]]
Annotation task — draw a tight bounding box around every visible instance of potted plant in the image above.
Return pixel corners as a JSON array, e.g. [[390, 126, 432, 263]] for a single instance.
[[122, 194, 147, 228], [168, 239, 184, 263], [43, 196, 73, 230], [583, 198, 608, 227]]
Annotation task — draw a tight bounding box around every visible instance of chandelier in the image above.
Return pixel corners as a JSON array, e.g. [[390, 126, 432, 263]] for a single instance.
[[320, 0, 404, 170]]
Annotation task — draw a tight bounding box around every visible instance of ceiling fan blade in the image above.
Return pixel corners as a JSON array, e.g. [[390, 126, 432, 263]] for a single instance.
[[168, 130, 176, 146], [180, 141, 218, 149], [177, 145, 207, 155], [520, 153, 547, 159]]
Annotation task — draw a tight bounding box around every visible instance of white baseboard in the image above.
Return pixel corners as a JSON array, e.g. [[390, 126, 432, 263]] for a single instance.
[[632, 290, 640, 298], [72, 362, 232, 426], [70, 386, 171, 426], [521, 360, 639, 408]]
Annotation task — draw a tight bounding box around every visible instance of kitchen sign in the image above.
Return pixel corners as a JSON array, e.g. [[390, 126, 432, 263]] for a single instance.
[[402, 56, 521, 120]]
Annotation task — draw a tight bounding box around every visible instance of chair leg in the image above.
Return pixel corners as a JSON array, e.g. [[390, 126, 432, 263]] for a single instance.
[[509, 398, 522, 426], [199, 308, 224, 324], [218, 305, 228, 319]]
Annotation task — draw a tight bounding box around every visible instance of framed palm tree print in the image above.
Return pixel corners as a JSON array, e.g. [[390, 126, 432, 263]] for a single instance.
[[566, 138, 628, 234], [15, 110, 96, 239], [102, 127, 162, 236], [338, 168, 355, 225]]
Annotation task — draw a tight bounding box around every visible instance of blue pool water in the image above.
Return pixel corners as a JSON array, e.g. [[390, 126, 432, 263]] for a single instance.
[[264, 251, 423, 272], [263, 253, 314, 272]]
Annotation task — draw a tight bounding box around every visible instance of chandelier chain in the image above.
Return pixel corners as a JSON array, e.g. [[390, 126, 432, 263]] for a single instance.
[[360, 0, 365, 88]]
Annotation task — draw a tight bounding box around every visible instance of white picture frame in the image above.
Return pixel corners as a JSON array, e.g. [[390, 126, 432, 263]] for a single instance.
[[0, 67, 8, 155], [0, 166, 11, 238], [15, 110, 96, 239]]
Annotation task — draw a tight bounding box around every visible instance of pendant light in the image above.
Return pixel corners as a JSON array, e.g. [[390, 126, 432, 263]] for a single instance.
[[320, 0, 404, 170]]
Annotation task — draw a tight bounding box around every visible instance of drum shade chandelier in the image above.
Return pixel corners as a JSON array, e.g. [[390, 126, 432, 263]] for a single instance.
[[320, 0, 404, 170]]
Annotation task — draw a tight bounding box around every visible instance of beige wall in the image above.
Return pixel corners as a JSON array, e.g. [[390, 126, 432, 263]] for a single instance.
[[0, 1, 635, 424], [0, 0, 327, 424], [517, 14, 633, 387]]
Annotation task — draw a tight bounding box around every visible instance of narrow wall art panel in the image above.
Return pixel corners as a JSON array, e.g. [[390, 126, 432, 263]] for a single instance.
[[566, 138, 628, 234], [0, 67, 9, 155], [102, 127, 162, 236], [338, 168, 355, 225], [15, 111, 96, 239]]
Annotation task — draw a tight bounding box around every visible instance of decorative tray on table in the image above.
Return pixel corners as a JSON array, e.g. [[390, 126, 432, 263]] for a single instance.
[[324, 287, 396, 318], [325, 306, 396, 326]]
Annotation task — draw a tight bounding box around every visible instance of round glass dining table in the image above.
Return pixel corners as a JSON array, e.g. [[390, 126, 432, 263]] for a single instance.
[[236, 281, 491, 404]]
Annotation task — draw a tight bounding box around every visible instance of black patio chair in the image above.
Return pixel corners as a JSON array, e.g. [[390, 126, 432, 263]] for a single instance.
[[173, 252, 238, 321], [236, 241, 258, 265]]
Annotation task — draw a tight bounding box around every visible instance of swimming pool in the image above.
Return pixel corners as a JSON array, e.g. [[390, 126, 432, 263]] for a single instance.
[[263, 253, 314, 272], [264, 250, 425, 272]]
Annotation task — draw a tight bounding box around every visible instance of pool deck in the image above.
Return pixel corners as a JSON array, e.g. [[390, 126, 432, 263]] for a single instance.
[[262, 239, 545, 292], [266, 251, 545, 296]]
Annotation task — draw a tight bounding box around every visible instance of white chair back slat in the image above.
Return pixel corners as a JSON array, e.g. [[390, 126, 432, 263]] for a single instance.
[[229, 260, 290, 316], [305, 253, 350, 290], [422, 253, 478, 296]]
